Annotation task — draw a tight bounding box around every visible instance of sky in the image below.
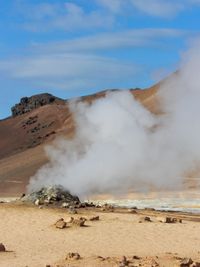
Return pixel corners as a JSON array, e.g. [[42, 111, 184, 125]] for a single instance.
[[0, 0, 200, 119]]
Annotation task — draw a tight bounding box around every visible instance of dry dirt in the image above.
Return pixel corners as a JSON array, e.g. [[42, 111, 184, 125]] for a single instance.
[[0, 203, 200, 267]]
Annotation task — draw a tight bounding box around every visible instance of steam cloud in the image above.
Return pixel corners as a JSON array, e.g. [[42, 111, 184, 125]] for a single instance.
[[28, 41, 200, 198]]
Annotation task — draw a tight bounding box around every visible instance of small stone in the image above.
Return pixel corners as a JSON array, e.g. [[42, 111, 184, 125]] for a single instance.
[[96, 256, 105, 261], [66, 252, 81, 260], [128, 209, 137, 214], [133, 255, 140, 260], [55, 218, 67, 229], [0, 243, 6, 252], [72, 217, 86, 227], [119, 256, 129, 266], [89, 216, 99, 221], [101, 203, 114, 212], [139, 216, 151, 223], [165, 217, 178, 223], [180, 257, 193, 267]]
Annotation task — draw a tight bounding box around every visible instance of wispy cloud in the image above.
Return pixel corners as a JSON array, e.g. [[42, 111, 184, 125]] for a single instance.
[[0, 53, 140, 91], [17, 1, 114, 32], [95, 0, 123, 14], [0, 26, 187, 92], [130, 0, 184, 18], [33, 28, 187, 53], [96, 0, 191, 18], [14, 0, 200, 33]]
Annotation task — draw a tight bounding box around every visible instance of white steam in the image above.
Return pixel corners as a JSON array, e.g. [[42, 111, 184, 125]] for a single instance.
[[28, 41, 200, 198]]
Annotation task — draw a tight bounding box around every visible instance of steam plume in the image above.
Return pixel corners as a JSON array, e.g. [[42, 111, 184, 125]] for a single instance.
[[28, 41, 200, 198]]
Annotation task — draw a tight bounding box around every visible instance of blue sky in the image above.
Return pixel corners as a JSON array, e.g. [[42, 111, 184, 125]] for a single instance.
[[1, 0, 200, 118]]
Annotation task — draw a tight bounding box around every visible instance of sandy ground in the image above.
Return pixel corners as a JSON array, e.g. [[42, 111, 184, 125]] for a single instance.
[[0, 203, 200, 267]]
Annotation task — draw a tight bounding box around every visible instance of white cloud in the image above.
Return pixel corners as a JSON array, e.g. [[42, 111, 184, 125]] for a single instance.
[[97, 0, 187, 18], [17, 1, 114, 32], [15, 0, 196, 33], [96, 0, 123, 13], [33, 28, 186, 53], [0, 27, 188, 92], [0, 53, 139, 90], [130, 0, 184, 18]]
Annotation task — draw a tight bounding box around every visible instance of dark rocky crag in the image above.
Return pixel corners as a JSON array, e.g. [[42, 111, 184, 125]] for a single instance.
[[11, 93, 65, 117]]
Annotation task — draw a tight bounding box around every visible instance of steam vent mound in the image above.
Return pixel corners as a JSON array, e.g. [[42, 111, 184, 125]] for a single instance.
[[11, 93, 65, 117], [23, 186, 80, 206]]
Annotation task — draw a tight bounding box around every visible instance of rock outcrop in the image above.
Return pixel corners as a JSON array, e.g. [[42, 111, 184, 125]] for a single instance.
[[22, 185, 80, 206], [11, 93, 65, 117]]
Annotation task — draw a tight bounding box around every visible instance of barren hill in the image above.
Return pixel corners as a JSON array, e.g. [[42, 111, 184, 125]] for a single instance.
[[0, 85, 160, 196]]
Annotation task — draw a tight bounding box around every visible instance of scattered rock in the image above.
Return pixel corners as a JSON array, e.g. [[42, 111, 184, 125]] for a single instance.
[[71, 217, 86, 227], [96, 256, 105, 261], [84, 202, 96, 208], [66, 252, 81, 260], [101, 203, 114, 212], [165, 217, 182, 223], [141, 257, 159, 267], [133, 255, 140, 260], [119, 256, 129, 266], [89, 216, 99, 221], [128, 208, 137, 214], [0, 243, 6, 252], [139, 216, 152, 223], [179, 258, 193, 267], [55, 218, 67, 229]]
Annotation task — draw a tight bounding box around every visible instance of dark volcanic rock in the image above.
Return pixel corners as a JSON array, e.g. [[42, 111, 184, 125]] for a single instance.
[[22, 185, 80, 206], [11, 93, 65, 117]]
